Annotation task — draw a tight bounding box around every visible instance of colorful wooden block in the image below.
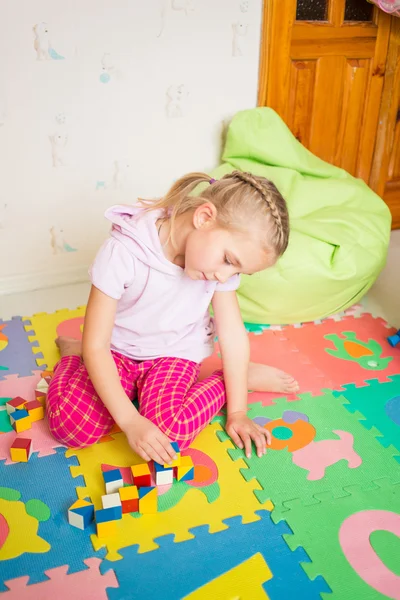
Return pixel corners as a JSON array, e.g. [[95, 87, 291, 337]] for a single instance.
[[35, 392, 47, 408], [163, 441, 181, 468], [154, 462, 174, 486], [6, 396, 27, 415], [95, 506, 122, 523], [176, 455, 195, 482], [10, 438, 32, 462], [25, 400, 45, 422], [101, 493, 122, 511], [97, 519, 118, 538], [103, 468, 123, 494], [138, 486, 158, 513], [10, 410, 32, 433], [36, 377, 49, 394], [131, 463, 152, 487], [119, 485, 139, 513], [68, 499, 94, 530]]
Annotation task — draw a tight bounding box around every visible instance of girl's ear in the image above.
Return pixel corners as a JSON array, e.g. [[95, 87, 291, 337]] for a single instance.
[[193, 202, 217, 229]]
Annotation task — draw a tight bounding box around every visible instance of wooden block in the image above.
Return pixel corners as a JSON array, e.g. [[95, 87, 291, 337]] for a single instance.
[[176, 455, 195, 482], [163, 441, 181, 468], [68, 499, 94, 530], [35, 392, 46, 408], [10, 438, 32, 462], [154, 462, 174, 486], [103, 469, 123, 494], [119, 485, 139, 513], [6, 397, 27, 415], [10, 410, 32, 433], [97, 519, 118, 538], [131, 463, 152, 487], [95, 506, 122, 523], [36, 378, 49, 394], [138, 486, 158, 514], [101, 493, 122, 510], [25, 400, 45, 422]]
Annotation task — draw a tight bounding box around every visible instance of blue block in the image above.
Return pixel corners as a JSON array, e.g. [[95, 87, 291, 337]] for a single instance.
[[12, 409, 29, 421], [74, 504, 95, 527], [138, 486, 155, 499], [103, 469, 122, 484], [154, 462, 172, 473], [96, 506, 122, 523], [180, 467, 195, 482], [388, 330, 400, 348], [171, 442, 180, 454]]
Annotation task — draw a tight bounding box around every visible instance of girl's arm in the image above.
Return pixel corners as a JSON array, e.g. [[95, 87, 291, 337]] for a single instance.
[[212, 291, 270, 458], [83, 285, 177, 465]]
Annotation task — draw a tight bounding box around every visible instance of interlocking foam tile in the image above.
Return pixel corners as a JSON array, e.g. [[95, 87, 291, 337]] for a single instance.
[[0, 447, 104, 590], [183, 553, 273, 600], [66, 423, 273, 560], [215, 391, 400, 513], [200, 330, 333, 406], [275, 314, 400, 390], [23, 308, 85, 370], [0, 486, 50, 562], [0, 318, 44, 381], [0, 371, 43, 403], [337, 375, 400, 462], [272, 478, 400, 600], [0, 419, 66, 464], [2, 558, 118, 599], [100, 510, 329, 600], [0, 409, 12, 433]]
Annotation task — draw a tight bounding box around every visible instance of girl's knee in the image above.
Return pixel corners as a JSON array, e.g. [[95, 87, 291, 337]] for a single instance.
[[48, 416, 112, 448]]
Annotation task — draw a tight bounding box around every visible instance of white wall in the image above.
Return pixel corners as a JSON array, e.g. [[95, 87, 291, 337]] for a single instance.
[[0, 0, 262, 295]]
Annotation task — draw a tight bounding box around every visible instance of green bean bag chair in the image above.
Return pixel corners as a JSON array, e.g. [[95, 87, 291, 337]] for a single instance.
[[211, 108, 391, 325]]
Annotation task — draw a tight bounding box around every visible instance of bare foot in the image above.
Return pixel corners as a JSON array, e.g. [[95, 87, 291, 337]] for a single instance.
[[55, 336, 82, 358], [248, 362, 299, 394]]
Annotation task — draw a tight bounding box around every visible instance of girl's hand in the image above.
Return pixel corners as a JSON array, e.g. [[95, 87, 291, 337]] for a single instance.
[[225, 411, 271, 458], [123, 414, 178, 465]]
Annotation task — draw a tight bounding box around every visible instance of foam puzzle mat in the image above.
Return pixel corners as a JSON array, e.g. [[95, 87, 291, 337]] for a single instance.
[[0, 305, 399, 599]]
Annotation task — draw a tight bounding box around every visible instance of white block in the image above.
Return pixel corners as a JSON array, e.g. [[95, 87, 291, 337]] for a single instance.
[[102, 493, 122, 509], [156, 469, 174, 486], [105, 479, 123, 495], [36, 378, 49, 393], [68, 510, 85, 530]]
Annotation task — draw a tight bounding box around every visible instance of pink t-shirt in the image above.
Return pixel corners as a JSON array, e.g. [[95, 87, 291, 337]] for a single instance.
[[89, 204, 240, 363]]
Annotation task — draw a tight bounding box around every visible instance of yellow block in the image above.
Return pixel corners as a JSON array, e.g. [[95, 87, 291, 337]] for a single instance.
[[184, 553, 272, 600], [28, 405, 45, 422], [10, 447, 29, 463], [97, 520, 118, 538], [69, 499, 92, 511], [119, 486, 139, 501], [36, 394, 46, 408], [176, 455, 194, 480], [163, 453, 181, 468], [139, 487, 157, 514], [13, 416, 32, 433]]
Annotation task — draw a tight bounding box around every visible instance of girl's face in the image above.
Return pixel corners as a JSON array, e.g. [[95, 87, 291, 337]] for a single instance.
[[184, 205, 273, 282]]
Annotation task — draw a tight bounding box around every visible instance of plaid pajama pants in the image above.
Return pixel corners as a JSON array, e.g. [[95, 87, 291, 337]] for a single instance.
[[46, 351, 226, 450]]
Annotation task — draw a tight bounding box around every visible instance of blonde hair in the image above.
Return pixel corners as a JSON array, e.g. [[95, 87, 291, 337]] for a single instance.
[[141, 170, 290, 257]]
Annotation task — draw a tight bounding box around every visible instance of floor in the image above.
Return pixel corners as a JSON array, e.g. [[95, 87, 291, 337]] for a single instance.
[[1, 231, 399, 328]]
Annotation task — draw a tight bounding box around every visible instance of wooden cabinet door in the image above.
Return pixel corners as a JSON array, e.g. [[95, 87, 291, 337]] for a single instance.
[[258, 0, 392, 183]]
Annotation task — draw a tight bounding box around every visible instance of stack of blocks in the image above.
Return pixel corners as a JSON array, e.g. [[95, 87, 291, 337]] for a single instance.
[[7, 378, 48, 462], [67, 442, 195, 538]]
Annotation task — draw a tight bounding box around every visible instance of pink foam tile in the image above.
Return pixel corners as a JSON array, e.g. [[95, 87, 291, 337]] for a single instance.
[[276, 314, 400, 389], [0, 370, 43, 403], [199, 329, 333, 404], [2, 558, 118, 599], [0, 418, 66, 464]]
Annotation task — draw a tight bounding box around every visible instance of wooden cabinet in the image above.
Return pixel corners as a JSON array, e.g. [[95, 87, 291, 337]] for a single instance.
[[258, 0, 400, 228]]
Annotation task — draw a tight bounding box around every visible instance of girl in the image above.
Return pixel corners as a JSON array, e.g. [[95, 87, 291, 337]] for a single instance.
[[47, 171, 298, 465]]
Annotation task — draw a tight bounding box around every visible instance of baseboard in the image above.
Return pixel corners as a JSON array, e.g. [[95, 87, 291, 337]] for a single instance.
[[0, 265, 89, 296]]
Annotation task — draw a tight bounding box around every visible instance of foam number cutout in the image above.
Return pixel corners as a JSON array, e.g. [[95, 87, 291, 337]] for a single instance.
[[339, 509, 400, 599]]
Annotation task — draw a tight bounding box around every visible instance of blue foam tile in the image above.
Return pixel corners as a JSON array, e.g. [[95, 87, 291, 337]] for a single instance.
[[0, 447, 104, 590], [100, 510, 329, 600]]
